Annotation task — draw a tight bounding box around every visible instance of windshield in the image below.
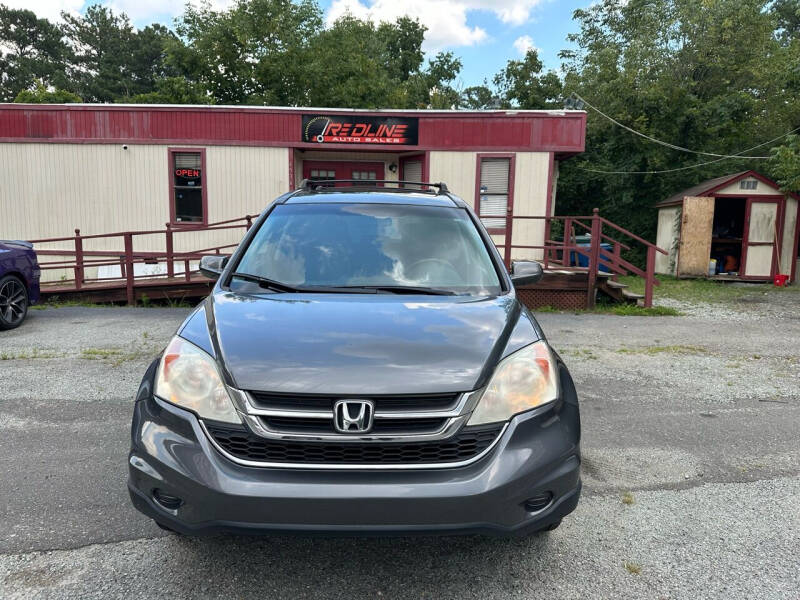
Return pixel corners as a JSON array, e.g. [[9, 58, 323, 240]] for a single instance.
[[231, 203, 502, 295]]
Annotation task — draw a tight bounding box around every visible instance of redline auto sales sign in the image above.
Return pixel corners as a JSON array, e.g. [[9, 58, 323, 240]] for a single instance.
[[302, 115, 418, 145]]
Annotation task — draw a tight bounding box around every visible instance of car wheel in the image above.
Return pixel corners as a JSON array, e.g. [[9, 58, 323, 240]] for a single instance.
[[0, 275, 29, 330]]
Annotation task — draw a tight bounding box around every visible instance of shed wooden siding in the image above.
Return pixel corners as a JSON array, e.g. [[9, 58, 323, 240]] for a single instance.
[[781, 197, 798, 276], [677, 196, 715, 276], [655, 206, 681, 275], [0, 105, 586, 154], [715, 176, 781, 196]]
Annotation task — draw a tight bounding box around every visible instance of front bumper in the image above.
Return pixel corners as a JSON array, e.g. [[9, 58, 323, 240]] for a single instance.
[[128, 376, 581, 537]]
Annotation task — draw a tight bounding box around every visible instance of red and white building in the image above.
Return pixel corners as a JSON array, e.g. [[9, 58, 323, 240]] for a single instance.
[[0, 104, 586, 279]]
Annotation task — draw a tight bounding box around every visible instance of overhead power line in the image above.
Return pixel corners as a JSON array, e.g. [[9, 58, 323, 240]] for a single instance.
[[574, 93, 772, 160], [573, 103, 800, 175]]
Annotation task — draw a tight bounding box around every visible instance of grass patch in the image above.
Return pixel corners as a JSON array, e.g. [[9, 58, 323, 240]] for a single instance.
[[32, 296, 197, 310], [617, 274, 799, 305], [31, 299, 114, 310], [564, 348, 598, 360], [80, 347, 152, 366], [624, 561, 642, 575], [0, 349, 61, 360], [533, 305, 561, 313], [617, 344, 707, 356], [81, 348, 125, 359], [621, 491, 635, 505], [534, 304, 682, 316], [600, 304, 682, 317]]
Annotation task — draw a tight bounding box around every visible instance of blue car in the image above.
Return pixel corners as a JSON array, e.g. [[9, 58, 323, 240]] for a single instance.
[[0, 240, 40, 330]]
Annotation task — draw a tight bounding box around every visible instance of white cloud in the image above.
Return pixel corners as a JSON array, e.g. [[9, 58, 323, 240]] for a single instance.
[[105, 0, 235, 23], [513, 34, 537, 55], [8, 0, 235, 24], [327, 0, 511, 50], [5, 0, 84, 21]]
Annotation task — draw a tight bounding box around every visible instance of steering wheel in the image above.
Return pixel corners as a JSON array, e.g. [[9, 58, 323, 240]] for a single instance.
[[406, 257, 460, 280]]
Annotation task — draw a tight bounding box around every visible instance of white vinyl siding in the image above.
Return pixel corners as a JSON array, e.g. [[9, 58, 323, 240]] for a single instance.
[[0, 143, 288, 282], [479, 158, 510, 230]]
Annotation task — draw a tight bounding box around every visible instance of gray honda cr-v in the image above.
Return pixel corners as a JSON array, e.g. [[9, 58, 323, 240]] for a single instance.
[[128, 180, 581, 536]]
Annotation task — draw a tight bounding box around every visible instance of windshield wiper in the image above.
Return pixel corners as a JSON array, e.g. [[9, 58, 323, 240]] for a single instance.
[[231, 272, 303, 292], [338, 285, 457, 296], [231, 273, 377, 294]]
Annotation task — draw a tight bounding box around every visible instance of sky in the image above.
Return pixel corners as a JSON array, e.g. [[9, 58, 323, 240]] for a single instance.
[[11, 0, 592, 88]]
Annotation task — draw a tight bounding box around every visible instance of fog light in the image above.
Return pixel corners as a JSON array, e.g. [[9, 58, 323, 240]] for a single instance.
[[152, 488, 183, 511], [524, 492, 553, 513]]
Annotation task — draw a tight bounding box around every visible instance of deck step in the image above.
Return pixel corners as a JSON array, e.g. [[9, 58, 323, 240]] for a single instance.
[[605, 280, 628, 289], [621, 289, 645, 300]]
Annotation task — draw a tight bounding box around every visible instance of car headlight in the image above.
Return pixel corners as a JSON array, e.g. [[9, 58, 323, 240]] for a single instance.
[[467, 341, 558, 425], [155, 336, 241, 424]]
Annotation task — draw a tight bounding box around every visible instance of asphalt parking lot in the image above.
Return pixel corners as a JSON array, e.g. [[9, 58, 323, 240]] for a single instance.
[[1, 291, 799, 599]]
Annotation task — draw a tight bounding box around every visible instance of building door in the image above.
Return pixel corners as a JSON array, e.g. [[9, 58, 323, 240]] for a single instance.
[[303, 161, 385, 186], [678, 196, 714, 277], [742, 198, 781, 279], [400, 155, 425, 188]]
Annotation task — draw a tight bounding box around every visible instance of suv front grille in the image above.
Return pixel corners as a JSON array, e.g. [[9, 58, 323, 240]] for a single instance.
[[246, 391, 464, 437], [249, 392, 460, 412], [205, 422, 503, 467], [262, 416, 447, 435]]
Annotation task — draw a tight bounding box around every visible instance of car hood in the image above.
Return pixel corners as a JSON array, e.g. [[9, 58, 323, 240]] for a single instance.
[[195, 291, 539, 395]]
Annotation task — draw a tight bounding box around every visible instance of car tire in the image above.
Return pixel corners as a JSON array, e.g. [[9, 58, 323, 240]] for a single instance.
[[0, 274, 29, 330]]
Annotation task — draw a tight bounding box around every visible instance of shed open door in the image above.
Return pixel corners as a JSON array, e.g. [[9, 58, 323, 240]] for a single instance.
[[742, 199, 779, 279], [678, 196, 714, 276]]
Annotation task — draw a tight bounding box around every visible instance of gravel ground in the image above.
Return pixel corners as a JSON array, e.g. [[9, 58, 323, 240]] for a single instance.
[[1, 293, 799, 599]]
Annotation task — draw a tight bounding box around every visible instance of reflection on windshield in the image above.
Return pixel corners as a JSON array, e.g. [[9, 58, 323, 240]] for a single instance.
[[233, 203, 502, 295]]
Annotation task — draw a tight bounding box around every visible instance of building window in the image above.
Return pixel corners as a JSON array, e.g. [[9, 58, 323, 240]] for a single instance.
[[740, 179, 758, 190], [309, 168, 336, 187], [170, 149, 206, 225], [352, 170, 377, 185], [477, 157, 512, 231]]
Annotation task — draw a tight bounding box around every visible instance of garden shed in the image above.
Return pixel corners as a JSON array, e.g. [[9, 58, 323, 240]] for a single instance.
[[655, 171, 799, 283]]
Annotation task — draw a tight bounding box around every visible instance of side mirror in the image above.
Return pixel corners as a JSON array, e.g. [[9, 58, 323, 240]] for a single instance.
[[199, 255, 229, 281], [510, 260, 543, 287]]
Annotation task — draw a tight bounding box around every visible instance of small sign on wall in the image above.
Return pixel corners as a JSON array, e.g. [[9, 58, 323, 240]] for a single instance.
[[302, 115, 418, 145], [175, 168, 201, 186]]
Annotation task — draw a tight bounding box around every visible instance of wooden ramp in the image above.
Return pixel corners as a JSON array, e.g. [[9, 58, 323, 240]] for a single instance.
[[30, 210, 665, 309]]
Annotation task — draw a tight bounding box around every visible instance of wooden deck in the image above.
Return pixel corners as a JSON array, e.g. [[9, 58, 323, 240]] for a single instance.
[[41, 273, 214, 304]]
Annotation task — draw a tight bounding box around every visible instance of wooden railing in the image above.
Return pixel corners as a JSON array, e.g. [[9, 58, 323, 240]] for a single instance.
[[29, 216, 255, 304], [507, 208, 668, 307], [27, 209, 666, 308]]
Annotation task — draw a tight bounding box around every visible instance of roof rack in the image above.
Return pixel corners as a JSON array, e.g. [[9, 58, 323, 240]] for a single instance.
[[299, 179, 449, 193]]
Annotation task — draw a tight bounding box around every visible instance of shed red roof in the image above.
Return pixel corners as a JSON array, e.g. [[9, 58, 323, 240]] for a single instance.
[[656, 170, 796, 206]]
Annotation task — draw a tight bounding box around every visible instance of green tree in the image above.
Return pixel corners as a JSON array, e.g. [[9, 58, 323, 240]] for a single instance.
[[460, 85, 497, 109], [378, 17, 425, 82], [404, 51, 463, 109], [769, 134, 800, 193], [120, 77, 211, 104], [171, 0, 322, 105], [550, 0, 799, 252], [305, 16, 395, 108], [0, 5, 71, 101], [14, 80, 81, 103], [61, 5, 136, 101], [493, 49, 562, 109]]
